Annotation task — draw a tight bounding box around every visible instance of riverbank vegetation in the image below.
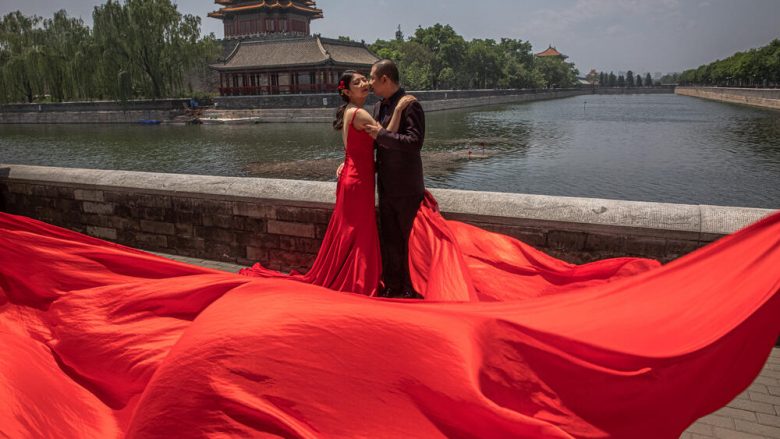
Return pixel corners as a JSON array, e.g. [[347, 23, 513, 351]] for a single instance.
[[660, 39, 780, 87], [369, 24, 579, 91], [0, 6, 583, 103], [596, 71, 656, 87], [0, 0, 218, 104]]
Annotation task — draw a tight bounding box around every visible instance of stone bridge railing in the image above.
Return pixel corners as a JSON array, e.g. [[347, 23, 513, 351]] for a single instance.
[[1, 165, 775, 274]]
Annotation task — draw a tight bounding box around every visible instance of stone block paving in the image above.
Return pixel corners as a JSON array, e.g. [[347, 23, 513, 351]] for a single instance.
[[155, 252, 780, 439]]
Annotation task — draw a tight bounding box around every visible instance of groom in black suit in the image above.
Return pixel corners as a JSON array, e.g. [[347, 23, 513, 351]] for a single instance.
[[365, 59, 425, 299]]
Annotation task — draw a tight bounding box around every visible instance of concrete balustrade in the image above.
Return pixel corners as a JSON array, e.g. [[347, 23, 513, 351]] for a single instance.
[[1, 164, 775, 274]]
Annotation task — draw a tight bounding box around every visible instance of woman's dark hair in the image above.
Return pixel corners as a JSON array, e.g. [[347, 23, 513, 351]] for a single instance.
[[333, 70, 358, 131]]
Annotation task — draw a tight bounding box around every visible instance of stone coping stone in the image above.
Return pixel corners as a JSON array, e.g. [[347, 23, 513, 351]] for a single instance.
[[1, 164, 776, 238]]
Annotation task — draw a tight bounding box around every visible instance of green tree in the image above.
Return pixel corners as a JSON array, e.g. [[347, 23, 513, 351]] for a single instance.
[[533, 56, 578, 88], [500, 58, 544, 89], [496, 38, 539, 88], [677, 39, 780, 87], [608, 72, 617, 87], [464, 39, 500, 88], [372, 24, 574, 91], [370, 38, 435, 90], [635, 74, 643, 87], [617, 74, 625, 87], [410, 24, 467, 89], [626, 70, 634, 87], [645, 73, 653, 86], [0, 11, 46, 103], [92, 0, 219, 98], [39, 10, 94, 102]]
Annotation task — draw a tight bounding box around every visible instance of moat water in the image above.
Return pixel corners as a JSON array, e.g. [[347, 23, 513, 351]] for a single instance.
[[1, 93, 779, 208]]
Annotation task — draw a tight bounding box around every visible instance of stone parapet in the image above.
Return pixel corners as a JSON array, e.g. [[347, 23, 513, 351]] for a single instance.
[[596, 86, 676, 94], [1, 164, 776, 273], [0, 98, 189, 124], [0, 98, 191, 113], [676, 87, 780, 111], [0, 88, 678, 124], [203, 89, 590, 123], [0, 110, 180, 124]]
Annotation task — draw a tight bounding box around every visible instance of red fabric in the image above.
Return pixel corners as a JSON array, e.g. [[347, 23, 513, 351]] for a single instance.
[[1, 210, 779, 438], [240, 109, 382, 296], [410, 191, 663, 301], [1, 206, 779, 437]]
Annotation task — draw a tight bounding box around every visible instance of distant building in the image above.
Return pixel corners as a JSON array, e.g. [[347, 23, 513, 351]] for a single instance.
[[535, 45, 568, 60], [208, 1, 379, 96]]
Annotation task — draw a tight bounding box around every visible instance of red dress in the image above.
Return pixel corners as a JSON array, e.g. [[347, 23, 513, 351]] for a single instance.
[[239, 109, 382, 296]]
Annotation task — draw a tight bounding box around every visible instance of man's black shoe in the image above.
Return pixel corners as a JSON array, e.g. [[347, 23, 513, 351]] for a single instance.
[[379, 287, 402, 298], [401, 290, 424, 299]]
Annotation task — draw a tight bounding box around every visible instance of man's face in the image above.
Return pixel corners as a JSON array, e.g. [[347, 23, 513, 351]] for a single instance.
[[369, 66, 388, 98]]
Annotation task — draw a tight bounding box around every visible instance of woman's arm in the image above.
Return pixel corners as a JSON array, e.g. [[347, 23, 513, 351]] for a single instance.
[[352, 108, 378, 132], [385, 95, 417, 133]]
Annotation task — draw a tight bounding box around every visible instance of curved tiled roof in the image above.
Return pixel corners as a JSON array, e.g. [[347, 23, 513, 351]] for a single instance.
[[209, 1, 323, 19], [535, 46, 566, 58], [321, 39, 382, 66], [211, 36, 378, 71]]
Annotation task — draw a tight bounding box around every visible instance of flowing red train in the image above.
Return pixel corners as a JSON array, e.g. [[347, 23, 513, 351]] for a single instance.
[[1, 209, 778, 438]]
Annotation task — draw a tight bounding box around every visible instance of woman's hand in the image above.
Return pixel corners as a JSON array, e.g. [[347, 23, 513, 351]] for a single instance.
[[395, 95, 417, 114]]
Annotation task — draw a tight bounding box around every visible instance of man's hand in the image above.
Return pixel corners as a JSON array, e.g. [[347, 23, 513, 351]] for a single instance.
[[336, 162, 345, 178], [363, 121, 382, 139]]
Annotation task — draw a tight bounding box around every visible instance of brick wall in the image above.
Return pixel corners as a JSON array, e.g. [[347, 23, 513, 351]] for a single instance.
[[0, 180, 333, 272], [0, 165, 775, 273]]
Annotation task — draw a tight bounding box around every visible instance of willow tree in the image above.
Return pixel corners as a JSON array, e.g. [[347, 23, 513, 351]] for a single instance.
[[39, 11, 93, 102], [0, 11, 45, 103], [92, 0, 217, 99]]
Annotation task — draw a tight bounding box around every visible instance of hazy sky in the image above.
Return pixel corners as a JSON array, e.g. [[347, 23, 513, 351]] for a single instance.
[[2, 0, 778, 74]]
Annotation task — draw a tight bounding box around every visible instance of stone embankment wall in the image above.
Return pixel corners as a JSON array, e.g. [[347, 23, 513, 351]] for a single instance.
[[0, 90, 590, 124], [0, 99, 190, 124], [205, 89, 590, 123], [596, 86, 676, 94], [676, 87, 780, 111], [213, 88, 589, 110], [1, 165, 774, 274], [0, 88, 677, 124]]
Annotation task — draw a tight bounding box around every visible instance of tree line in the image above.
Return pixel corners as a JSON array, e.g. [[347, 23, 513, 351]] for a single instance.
[[592, 70, 657, 87], [0, 8, 583, 103], [676, 39, 780, 87], [368, 24, 580, 91], [0, 0, 218, 104]]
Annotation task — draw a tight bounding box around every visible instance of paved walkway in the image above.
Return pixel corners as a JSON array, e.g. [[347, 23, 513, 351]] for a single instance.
[[156, 252, 780, 439]]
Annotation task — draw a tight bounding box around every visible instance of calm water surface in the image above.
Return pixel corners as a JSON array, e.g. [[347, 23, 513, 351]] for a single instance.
[[1, 94, 779, 208]]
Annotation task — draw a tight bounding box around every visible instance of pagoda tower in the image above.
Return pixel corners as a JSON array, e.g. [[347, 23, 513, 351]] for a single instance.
[[208, 1, 324, 39], [535, 45, 568, 60], [208, 1, 379, 96]]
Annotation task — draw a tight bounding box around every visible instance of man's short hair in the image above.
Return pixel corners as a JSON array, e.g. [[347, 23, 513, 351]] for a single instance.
[[372, 59, 400, 84]]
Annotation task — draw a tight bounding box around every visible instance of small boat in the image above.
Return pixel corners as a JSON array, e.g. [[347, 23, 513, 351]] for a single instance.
[[137, 119, 162, 125]]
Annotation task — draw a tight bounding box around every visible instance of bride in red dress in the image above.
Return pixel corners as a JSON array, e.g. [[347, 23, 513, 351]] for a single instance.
[[239, 70, 416, 296]]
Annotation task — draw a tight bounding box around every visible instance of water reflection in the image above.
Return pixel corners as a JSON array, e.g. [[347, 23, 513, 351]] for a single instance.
[[1, 94, 778, 208]]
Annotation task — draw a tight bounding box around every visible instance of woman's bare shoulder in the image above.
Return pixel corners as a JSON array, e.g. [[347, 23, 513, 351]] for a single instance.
[[352, 108, 375, 128]]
